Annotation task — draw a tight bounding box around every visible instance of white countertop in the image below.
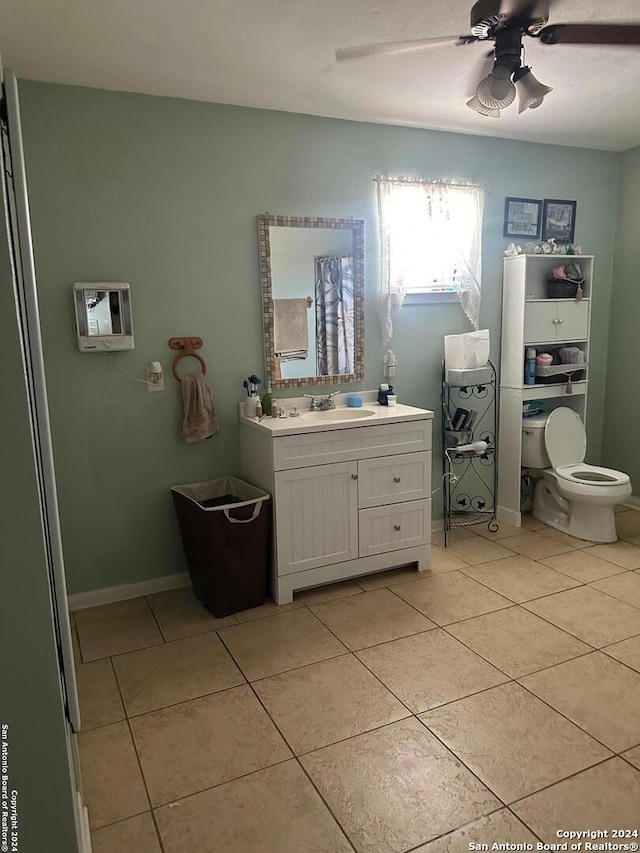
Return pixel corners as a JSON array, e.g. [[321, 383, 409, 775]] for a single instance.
[[239, 391, 433, 437]]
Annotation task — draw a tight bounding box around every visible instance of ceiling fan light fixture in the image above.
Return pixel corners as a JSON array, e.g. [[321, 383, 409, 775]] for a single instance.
[[476, 66, 516, 109], [513, 66, 553, 113], [466, 95, 501, 118]]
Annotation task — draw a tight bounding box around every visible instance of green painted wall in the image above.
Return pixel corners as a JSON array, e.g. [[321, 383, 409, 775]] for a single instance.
[[17, 80, 620, 594], [602, 144, 640, 488], [0, 175, 79, 850]]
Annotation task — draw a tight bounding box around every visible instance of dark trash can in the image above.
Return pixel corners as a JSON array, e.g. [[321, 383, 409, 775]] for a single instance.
[[171, 477, 270, 618]]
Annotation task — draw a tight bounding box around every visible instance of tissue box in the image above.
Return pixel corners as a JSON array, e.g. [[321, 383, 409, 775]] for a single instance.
[[445, 366, 493, 387]]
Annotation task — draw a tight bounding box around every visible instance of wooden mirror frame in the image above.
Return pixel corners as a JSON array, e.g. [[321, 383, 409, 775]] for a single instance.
[[257, 214, 365, 389]]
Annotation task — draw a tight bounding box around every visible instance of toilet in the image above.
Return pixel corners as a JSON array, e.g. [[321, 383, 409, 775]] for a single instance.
[[521, 407, 631, 543]]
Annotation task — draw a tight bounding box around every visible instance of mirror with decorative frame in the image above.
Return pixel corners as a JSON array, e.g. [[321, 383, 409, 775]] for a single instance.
[[257, 214, 365, 388]]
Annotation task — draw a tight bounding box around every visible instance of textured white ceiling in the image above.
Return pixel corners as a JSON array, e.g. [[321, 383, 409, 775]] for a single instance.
[[1, 0, 640, 150]]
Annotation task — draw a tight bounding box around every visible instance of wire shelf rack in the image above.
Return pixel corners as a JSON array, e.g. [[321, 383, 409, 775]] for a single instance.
[[441, 360, 499, 546]]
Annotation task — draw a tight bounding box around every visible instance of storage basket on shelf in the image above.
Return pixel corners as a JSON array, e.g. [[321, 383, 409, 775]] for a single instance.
[[534, 364, 586, 384], [546, 263, 585, 299], [545, 277, 584, 298]]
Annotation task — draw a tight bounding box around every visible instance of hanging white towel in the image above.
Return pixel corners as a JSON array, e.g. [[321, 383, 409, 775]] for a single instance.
[[180, 373, 220, 443]]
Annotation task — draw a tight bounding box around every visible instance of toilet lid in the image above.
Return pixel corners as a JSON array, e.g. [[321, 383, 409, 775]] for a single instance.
[[544, 408, 586, 468]]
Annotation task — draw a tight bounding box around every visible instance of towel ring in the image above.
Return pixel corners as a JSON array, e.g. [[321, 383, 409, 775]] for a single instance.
[[168, 336, 207, 381]]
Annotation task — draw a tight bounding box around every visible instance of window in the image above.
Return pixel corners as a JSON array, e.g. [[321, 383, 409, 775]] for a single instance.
[[377, 176, 485, 341]]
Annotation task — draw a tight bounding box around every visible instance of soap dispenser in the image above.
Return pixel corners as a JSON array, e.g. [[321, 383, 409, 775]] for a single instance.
[[261, 384, 273, 416], [248, 391, 260, 417], [377, 383, 394, 405]]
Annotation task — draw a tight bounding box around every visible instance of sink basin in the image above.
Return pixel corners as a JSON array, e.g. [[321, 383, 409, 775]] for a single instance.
[[306, 408, 377, 421]]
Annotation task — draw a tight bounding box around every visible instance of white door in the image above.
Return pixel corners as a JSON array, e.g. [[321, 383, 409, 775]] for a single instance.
[[556, 300, 589, 342], [524, 302, 557, 343], [275, 461, 358, 575]]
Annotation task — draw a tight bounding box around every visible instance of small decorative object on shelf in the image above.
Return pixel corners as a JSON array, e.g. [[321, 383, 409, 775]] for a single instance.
[[441, 361, 498, 546], [504, 242, 522, 257], [519, 241, 584, 257]]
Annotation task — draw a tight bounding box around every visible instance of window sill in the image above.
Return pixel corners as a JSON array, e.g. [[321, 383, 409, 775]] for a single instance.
[[404, 292, 460, 304]]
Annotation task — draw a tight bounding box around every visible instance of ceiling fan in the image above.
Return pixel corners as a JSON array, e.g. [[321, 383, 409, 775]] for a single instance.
[[335, 0, 640, 117]]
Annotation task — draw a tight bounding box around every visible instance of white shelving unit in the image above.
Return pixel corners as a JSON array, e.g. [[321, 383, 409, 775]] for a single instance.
[[497, 254, 594, 527]]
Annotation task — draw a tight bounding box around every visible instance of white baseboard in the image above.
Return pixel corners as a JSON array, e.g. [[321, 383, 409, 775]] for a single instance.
[[68, 531, 449, 611], [68, 572, 190, 612], [68, 496, 632, 613], [68, 516, 457, 611]]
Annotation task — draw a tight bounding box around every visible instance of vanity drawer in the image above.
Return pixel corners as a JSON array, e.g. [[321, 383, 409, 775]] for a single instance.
[[359, 499, 431, 558], [357, 452, 431, 509], [273, 420, 431, 471]]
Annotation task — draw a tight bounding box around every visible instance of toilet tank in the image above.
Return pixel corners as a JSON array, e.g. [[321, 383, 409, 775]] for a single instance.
[[522, 414, 551, 469]]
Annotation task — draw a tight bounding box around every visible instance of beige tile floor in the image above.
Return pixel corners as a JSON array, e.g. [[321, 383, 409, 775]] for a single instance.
[[74, 510, 640, 852]]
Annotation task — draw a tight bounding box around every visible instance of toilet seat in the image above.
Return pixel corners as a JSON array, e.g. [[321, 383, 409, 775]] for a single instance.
[[545, 407, 629, 489], [555, 463, 630, 487]]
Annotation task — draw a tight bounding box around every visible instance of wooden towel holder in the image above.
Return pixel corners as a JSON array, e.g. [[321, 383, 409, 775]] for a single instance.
[[168, 337, 207, 381]]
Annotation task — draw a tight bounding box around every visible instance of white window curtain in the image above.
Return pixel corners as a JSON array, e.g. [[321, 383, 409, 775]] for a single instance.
[[377, 176, 485, 344]]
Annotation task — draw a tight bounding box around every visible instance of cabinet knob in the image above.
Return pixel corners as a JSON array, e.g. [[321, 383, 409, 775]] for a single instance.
[[351, 474, 358, 480], [393, 524, 402, 531], [558, 317, 564, 324], [393, 476, 402, 483], [552, 318, 558, 324]]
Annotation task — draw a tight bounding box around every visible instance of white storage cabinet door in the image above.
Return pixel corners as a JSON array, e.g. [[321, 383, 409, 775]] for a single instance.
[[524, 302, 557, 343], [555, 300, 589, 342], [524, 300, 589, 344], [275, 461, 358, 576]]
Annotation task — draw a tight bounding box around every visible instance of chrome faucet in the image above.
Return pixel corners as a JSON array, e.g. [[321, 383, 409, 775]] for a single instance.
[[304, 391, 341, 411]]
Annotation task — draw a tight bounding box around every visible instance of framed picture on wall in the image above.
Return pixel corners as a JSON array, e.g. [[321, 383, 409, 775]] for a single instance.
[[503, 197, 542, 239], [542, 199, 577, 243]]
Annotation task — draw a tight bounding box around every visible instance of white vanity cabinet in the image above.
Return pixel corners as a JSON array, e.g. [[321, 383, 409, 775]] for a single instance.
[[240, 402, 433, 603]]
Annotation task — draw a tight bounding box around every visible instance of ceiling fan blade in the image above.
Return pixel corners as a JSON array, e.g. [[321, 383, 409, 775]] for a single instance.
[[539, 23, 640, 45], [335, 35, 472, 63]]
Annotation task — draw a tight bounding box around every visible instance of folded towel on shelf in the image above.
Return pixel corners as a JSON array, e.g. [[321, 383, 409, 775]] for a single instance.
[[274, 298, 308, 357], [180, 373, 220, 443]]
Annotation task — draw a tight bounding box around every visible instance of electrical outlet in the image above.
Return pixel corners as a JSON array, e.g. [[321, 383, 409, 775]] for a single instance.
[[145, 365, 164, 392]]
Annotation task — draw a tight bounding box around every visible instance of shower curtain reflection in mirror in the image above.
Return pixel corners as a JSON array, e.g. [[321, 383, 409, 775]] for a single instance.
[[315, 255, 354, 375]]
